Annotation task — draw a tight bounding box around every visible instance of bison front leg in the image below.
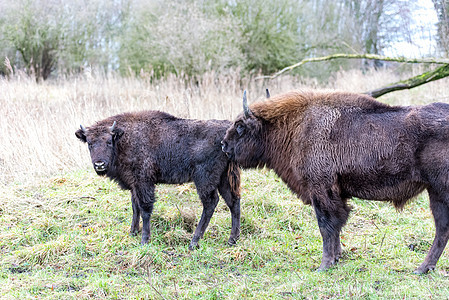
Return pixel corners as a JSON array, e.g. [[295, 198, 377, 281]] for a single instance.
[[311, 193, 350, 271], [134, 184, 156, 245], [189, 189, 220, 250], [129, 190, 141, 236], [414, 190, 449, 274]]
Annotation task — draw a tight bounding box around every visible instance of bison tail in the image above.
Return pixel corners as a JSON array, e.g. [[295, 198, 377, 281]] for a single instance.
[[227, 161, 241, 198]]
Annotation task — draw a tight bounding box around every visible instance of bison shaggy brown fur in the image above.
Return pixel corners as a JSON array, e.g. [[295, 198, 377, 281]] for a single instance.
[[221, 89, 449, 274], [76, 110, 241, 249]]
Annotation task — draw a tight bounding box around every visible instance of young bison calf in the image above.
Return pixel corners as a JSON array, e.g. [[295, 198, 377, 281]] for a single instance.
[[75, 110, 241, 249]]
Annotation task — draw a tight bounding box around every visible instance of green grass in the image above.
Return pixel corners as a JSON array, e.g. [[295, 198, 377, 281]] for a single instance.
[[1, 169, 449, 299]]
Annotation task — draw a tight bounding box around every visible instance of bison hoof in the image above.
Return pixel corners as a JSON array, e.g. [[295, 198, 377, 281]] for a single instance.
[[140, 236, 150, 245], [316, 266, 330, 272], [316, 260, 336, 272], [188, 243, 199, 251], [413, 266, 433, 275], [227, 238, 238, 247], [129, 231, 138, 236]]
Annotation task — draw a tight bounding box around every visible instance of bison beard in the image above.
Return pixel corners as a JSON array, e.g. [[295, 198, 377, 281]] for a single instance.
[[76, 110, 241, 249], [222, 90, 449, 274]]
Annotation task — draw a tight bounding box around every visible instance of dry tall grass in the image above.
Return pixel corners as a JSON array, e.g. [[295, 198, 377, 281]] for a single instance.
[[1, 68, 449, 184]]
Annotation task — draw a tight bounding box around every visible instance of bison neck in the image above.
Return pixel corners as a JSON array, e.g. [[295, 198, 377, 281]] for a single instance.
[[261, 123, 303, 197], [105, 160, 132, 190]]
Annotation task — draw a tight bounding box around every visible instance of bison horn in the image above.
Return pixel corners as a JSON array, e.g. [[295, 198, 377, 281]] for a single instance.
[[80, 124, 87, 133], [109, 121, 117, 133], [243, 90, 252, 118], [266, 88, 270, 99]]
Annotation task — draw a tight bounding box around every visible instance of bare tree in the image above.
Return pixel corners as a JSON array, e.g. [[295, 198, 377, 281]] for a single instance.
[[432, 0, 449, 56]]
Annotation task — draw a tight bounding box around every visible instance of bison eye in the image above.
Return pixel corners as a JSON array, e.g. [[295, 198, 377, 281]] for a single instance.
[[236, 124, 245, 136]]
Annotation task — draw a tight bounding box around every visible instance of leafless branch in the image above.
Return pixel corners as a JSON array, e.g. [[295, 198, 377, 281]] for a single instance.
[[256, 53, 449, 80]]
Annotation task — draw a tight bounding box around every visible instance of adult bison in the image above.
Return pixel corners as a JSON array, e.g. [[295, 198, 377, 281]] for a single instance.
[[221, 89, 449, 274], [75, 110, 241, 249]]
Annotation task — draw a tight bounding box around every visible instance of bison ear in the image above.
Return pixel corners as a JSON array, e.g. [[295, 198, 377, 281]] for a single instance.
[[75, 125, 87, 143], [112, 127, 124, 140]]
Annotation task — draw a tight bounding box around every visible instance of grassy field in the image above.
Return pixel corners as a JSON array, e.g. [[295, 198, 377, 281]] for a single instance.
[[2, 69, 449, 298], [1, 169, 448, 299]]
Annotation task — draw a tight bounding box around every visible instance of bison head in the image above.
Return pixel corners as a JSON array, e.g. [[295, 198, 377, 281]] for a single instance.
[[75, 121, 124, 175], [221, 91, 265, 168]]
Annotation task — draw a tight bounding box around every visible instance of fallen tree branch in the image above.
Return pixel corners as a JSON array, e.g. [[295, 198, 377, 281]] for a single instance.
[[256, 53, 449, 80], [365, 64, 449, 98], [142, 265, 167, 300]]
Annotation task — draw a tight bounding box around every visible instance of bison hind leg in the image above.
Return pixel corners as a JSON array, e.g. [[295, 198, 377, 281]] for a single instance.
[[414, 189, 449, 274], [188, 189, 220, 250]]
